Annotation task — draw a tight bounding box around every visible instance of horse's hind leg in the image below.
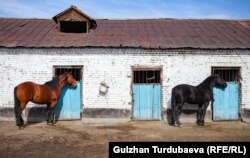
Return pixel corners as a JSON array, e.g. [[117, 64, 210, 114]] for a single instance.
[[17, 102, 26, 129], [15, 107, 23, 128], [176, 103, 183, 127], [171, 95, 177, 126], [14, 89, 24, 129], [171, 104, 176, 126]]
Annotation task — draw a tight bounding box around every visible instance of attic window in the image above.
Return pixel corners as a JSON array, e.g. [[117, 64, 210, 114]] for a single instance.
[[53, 6, 97, 33], [60, 21, 87, 33]]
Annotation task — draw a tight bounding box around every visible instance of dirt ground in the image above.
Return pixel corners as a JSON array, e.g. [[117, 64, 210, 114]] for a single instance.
[[0, 120, 250, 158]]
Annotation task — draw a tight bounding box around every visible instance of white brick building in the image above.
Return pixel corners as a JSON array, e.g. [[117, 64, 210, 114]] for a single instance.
[[0, 6, 250, 122]]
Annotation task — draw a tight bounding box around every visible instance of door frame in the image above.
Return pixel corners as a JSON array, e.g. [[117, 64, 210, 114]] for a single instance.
[[211, 66, 241, 121], [131, 66, 163, 120], [53, 65, 83, 119]]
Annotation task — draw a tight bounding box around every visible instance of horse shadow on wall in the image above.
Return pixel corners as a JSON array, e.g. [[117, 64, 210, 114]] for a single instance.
[[166, 98, 200, 125], [27, 89, 67, 124]]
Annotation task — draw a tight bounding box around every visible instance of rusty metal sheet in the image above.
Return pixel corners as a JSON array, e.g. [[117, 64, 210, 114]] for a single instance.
[[0, 18, 250, 49]]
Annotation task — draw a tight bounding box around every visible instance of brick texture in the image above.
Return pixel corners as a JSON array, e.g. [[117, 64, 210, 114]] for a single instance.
[[0, 48, 250, 120]]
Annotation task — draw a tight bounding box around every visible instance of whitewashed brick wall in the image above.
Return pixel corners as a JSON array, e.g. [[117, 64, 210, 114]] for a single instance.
[[0, 48, 250, 118]]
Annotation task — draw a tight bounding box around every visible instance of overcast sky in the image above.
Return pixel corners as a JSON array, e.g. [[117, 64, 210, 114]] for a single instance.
[[0, 0, 250, 19]]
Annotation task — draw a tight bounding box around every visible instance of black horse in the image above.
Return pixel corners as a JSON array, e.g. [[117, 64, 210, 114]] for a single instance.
[[171, 75, 227, 127]]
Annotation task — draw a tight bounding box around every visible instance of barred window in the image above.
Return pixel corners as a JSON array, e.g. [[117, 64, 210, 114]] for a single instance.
[[54, 66, 82, 81], [212, 67, 240, 82], [133, 70, 161, 84]]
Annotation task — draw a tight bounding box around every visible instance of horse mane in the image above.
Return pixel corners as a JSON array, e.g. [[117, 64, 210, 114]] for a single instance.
[[44, 76, 60, 88], [197, 75, 216, 90], [44, 72, 69, 88]]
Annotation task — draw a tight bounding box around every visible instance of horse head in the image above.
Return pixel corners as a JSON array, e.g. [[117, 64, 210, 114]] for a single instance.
[[65, 72, 77, 88], [214, 74, 227, 88]]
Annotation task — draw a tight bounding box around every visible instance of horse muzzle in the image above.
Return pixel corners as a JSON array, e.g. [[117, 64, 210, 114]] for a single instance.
[[219, 83, 227, 89], [71, 83, 77, 88], [223, 83, 227, 88]]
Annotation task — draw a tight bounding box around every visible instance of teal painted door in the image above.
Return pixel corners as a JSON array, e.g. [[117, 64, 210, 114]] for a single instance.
[[213, 82, 239, 120], [133, 85, 161, 120], [55, 81, 81, 120]]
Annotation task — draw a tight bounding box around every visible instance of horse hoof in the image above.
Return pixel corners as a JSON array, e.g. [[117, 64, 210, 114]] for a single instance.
[[197, 123, 205, 126], [178, 124, 183, 128], [47, 122, 56, 126], [18, 126, 24, 130], [47, 122, 53, 125], [173, 123, 178, 127]]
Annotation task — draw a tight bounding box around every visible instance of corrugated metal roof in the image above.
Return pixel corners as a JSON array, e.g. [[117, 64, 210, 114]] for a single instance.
[[0, 18, 250, 49]]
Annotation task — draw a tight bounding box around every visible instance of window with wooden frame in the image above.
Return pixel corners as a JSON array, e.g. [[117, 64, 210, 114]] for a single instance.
[[212, 67, 241, 82], [53, 6, 95, 34], [133, 69, 161, 84], [54, 66, 83, 81]]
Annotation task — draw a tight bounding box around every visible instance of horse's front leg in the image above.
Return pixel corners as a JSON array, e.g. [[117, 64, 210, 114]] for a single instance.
[[46, 100, 57, 125], [47, 108, 56, 125], [200, 101, 210, 125], [197, 104, 203, 125], [51, 109, 56, 125], [47, 104, 55, 125], [46, 104, 53, 125]]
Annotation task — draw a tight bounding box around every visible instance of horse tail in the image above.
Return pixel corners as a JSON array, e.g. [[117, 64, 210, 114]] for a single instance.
[[171, 89, 176, 125], [14, 87, 20, 121]]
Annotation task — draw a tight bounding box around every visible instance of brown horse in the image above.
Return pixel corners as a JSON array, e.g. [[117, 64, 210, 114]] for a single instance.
[[14, 72, 77, 129]]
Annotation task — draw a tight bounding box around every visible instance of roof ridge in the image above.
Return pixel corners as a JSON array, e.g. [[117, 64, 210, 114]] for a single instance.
[[0, 17, 249, 22], [0, 17, 52, 20]]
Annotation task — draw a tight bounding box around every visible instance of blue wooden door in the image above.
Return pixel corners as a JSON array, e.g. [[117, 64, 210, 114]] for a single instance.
[[213, 82, 239, 120], [133, 85, 161, 120], [55, 81, 81, 120]]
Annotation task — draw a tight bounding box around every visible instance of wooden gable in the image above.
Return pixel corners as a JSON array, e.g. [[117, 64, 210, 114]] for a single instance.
[[53, 5, 95, 33], [57, 9, 90, 22]]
